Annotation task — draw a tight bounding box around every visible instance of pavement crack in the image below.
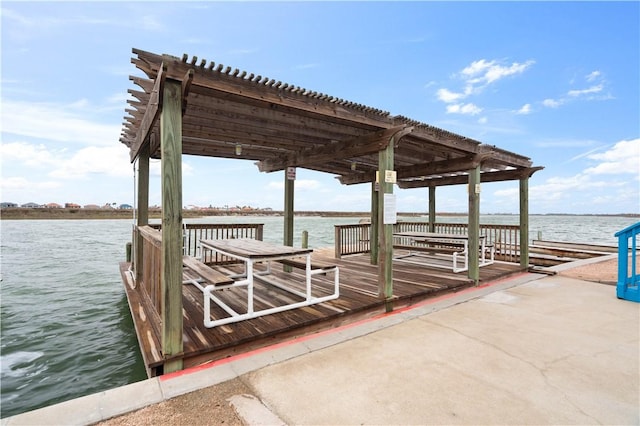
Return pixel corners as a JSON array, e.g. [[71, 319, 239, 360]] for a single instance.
[[420, 318, 601, 424]]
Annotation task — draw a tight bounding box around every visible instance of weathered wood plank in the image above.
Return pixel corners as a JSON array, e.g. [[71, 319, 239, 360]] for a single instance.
[[258, 125, 412, 172], [160, 79, 184, 373], [182, 255, 233, 285], [468, 165, 480, 283], [129, 63, 165, 162], [124, 248, 524, 376], [519, 176, 529, 267]]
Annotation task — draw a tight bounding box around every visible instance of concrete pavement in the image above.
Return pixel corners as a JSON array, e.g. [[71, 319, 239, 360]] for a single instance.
[[3, 263, 639, 425]]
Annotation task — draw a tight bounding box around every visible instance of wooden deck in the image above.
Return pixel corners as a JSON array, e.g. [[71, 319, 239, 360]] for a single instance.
[[120, 250, 525, 376]]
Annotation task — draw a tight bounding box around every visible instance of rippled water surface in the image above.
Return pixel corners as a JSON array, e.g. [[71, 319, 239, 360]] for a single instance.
[[1, 215, 636, 417]]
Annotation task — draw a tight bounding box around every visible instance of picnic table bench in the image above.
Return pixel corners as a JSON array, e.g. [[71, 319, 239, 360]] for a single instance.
[[182, 255, 233, 287], [393, 232, 494, 273], [193, 238, 339, 328]]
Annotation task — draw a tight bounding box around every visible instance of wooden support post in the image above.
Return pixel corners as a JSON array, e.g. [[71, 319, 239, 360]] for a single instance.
[[378, 142, 394, 310], [160, 79, 183, 373], [467, 166, 480, 284], [135, 142, 150, 284], [370, 180, 379, 265], [283, 168, 294, 271], [519, 177, 530, 268], [428, 186, 436, 233]]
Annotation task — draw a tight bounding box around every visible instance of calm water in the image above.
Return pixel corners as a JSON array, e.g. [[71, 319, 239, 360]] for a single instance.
[[1, 215, 637, 418]]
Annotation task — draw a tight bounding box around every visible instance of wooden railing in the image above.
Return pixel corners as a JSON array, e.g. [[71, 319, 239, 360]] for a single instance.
[[334, 224, 371, 258], [135, 223, 265, 316], [615, 222, 639, 302], [137, 225, 163, 317], [335, 221, 521, 262], [150, 222, 264, 262]]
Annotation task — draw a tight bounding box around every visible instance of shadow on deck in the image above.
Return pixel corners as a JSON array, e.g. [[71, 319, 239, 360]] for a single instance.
[[119, 251, 525, 376]]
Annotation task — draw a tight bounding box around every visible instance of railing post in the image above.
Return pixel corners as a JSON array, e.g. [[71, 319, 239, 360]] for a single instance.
[[428, 186, 436, 233], [370, 181, 379, 265], [135, 142, 150, 284], [126, 242, 132, 262], [334, 226, 342, 259], [378, 138, 394, 308], [519, 177, 530, 268], [467, 166, 480, 284]]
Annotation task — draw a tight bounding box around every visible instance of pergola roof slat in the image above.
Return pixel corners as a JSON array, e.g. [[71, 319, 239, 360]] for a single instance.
[[121, 48, 541, 185]]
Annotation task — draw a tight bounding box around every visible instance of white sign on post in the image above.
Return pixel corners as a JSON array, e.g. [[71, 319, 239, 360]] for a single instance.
[[385, 170, 397, 184], [383, 193, 397, 224], [286, 167, 296, 180]]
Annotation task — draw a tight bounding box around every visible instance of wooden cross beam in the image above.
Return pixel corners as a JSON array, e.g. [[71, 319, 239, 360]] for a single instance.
[[397, 166, 544, 188], [256, 125, 413, 172], [181, 69, 194, 115], [339, 152, 493, 185], [129, 62, 166, 162]]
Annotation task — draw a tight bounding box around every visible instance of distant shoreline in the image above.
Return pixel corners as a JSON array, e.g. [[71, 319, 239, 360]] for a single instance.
[[0, 208, 637, 220]]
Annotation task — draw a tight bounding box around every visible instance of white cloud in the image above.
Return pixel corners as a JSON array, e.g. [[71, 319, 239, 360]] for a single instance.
[[495, 138, 640, 211], [585, 139, 640, 175], [446, 103, 482, 115], [435, 58, 534, 114], [516, 104, 532, 115], [0, 141, 62, 167], [496, 174, 585, 202], [568, 84, 603, 97], [1, 99, 121, 146], [542, 70, 610, 109], [542, 98, 562, 108], [461, 59, 535, 85], [267, 179, 322, 191], [436, 88, 465, 103], [0, 176, 60, 191], [586, 70, 602, 82], [567, 146, 606, 162], [49, 146, 133, 179]]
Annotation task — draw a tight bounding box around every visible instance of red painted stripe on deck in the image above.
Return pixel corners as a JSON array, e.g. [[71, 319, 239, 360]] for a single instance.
[[161, 271, 530, 381]]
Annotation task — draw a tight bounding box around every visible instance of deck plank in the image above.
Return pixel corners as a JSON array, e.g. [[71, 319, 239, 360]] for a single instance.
[[121, 252, 525, 374]]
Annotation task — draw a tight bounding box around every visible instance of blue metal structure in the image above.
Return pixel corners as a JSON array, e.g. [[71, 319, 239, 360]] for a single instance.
[[615, 221, 640, 302]]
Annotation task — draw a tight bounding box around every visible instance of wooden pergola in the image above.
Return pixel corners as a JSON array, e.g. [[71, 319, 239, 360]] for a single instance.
[[120, 48, 542, 372]]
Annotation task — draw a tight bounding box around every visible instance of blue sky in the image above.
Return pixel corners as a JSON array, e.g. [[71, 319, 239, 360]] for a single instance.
[[1, 1, 639, 214]]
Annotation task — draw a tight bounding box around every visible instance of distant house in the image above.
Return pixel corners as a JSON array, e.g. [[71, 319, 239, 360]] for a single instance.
[[84, 204, 100, 209], [65, 203, 82, 209], [46, 203, 62, 208], [0, 202, 18, 208], [119, 204, 133, 210], [21, 202, 42, 208]]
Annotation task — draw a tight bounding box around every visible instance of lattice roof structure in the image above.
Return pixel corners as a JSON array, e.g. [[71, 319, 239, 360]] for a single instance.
[[121, 48, 541, 187]]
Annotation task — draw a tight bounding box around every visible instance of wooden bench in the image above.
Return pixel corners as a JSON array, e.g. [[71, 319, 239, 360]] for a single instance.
[[393, 244, 461, 255], [182, 255, 234, 286], [395, 243, 494, 260], [278, 258, 338, 273]]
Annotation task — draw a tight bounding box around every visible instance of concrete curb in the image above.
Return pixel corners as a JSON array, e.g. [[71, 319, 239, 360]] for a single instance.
[[547, 252, 617, 273], [2, 272, 545, 426]]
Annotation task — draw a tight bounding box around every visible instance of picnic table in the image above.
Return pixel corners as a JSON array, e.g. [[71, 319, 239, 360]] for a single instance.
[[192, 238, 339, 328], [393, 231, 494, 273]]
